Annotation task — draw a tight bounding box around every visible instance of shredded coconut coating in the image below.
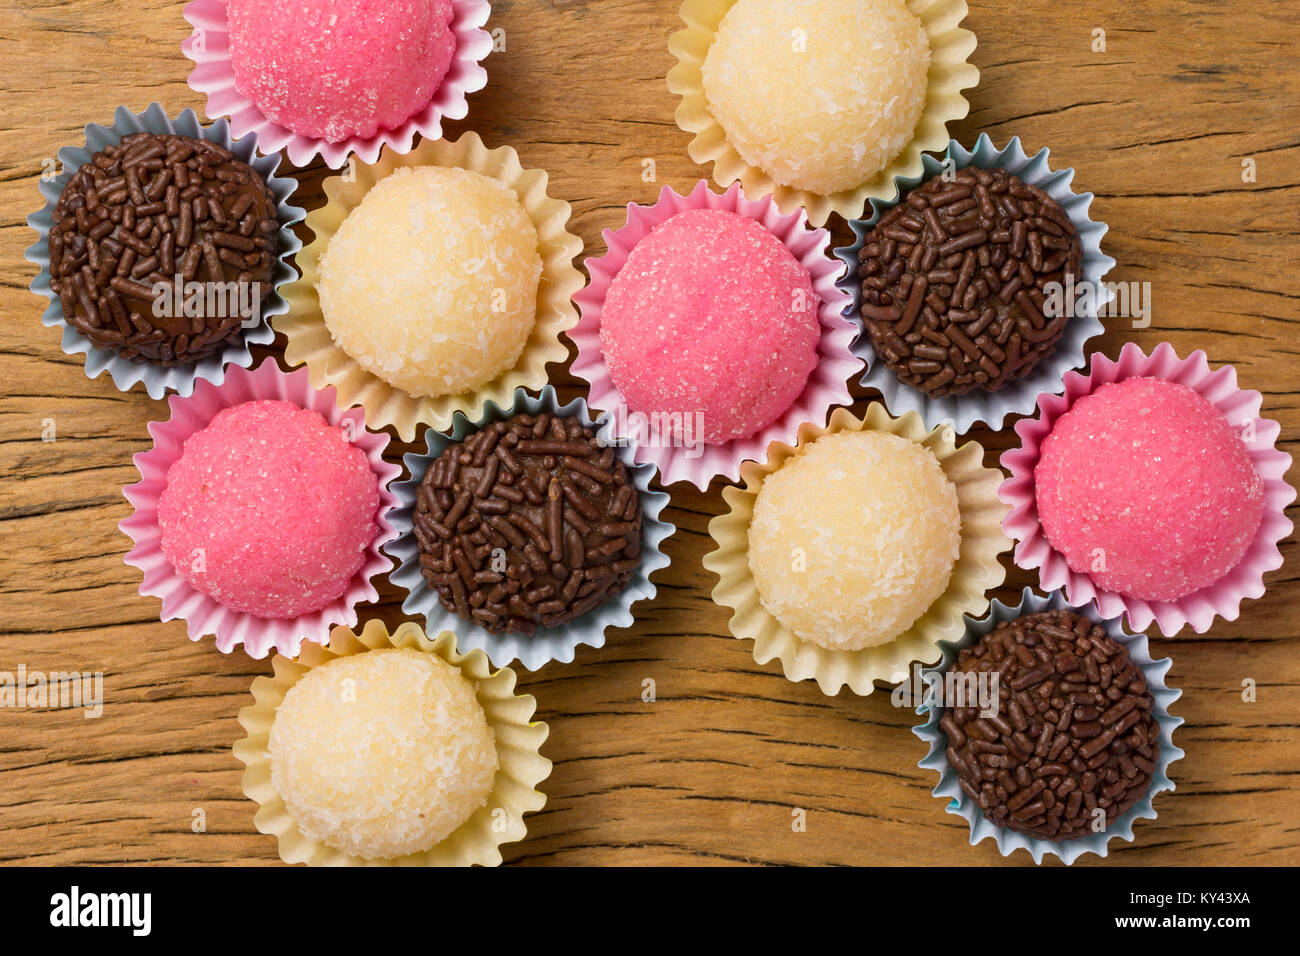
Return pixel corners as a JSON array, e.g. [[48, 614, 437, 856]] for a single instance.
[[1035, 377, 1265, 602], [600, 209, 820, 444], [318, 166, 542, 399], [227, 0, 457, 142], [703, 0, 931, 195], [158, 400, 379, 618], [269, 648, 499, 861], [748, 430, 960, 650]]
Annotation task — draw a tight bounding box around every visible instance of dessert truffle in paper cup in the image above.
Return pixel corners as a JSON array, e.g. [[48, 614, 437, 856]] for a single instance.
[[702, 402, 1010, 696], [570, 180, 860, 489], [668, 0, 977, 226], [25, 103, 303, 399], [120, 359, 401, 658], [182, 0, 493, 169], [834, 134, 1114, 434], [1000, 341, 1295, 636], [235, 619, 550, 866], [387, 386, 674, 671], [912, 587, 1183, 864], [276, 132, 583, 442]]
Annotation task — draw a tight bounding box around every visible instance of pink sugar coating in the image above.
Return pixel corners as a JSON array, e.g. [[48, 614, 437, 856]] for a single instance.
[[158, 400, 380, 619], [1035, 377, 1264, 602], [599, 208, 820, 444], [226, 0, 456, 143]]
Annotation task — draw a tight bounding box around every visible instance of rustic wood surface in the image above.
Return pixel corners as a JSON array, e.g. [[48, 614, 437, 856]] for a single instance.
[[0, 0, 1297, 867]]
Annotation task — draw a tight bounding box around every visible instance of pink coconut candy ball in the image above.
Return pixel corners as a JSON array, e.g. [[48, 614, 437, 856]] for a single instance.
[[599, 208, 820, 445], [226, 0, 457, 143], [158, 400, 380, 619], [1034, 376, 1264, 602]]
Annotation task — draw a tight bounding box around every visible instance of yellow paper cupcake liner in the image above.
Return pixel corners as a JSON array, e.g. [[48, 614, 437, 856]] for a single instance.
[[234, 619, 551, 866], [667, 0, 979, 227], [703, 403, 1010, 696], [276, 132, 585, 441]]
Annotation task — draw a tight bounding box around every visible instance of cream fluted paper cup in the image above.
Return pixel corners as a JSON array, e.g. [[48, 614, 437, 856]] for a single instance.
[[235, 619, 551, 866], [667, 0, 978, 227], [276, 132, 584, 442], [703, 402, 1010, 696]]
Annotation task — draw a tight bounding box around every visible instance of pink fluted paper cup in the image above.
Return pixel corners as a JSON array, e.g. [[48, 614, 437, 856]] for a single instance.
[[570, 180, 861, 489], [1000, 341, 1295, 636], [181, 0, 493, 169], [120, 359, 402, 658]]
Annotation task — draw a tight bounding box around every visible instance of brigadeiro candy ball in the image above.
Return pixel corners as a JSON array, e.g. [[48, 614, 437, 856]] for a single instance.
[[599, 208, 820, 445], [701, 0, 930, 196], [857, 166, 1083, 397], [269, 647, 498, 860], [158, 399, 380, 618], [415, 411, 642, 635], [942, 608, 1160, 841], [226, 0, 456, 143], [747, 429, 961, 650], [48, 132, 278, 367], [318, 166, 542, 401], [1035, 377, 1265, 602]]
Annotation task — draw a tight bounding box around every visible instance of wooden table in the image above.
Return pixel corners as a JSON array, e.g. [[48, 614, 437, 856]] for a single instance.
[[1, 0, 1296, 867]]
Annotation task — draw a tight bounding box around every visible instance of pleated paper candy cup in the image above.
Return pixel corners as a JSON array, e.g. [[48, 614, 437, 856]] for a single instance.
[[703, 402, 1010, 696], [667, 0, 978, 227], [387, 385, 675, 671], [235, 619, 551, 866], [24, 103, 303, 400], [570, 180, 861, 490], [182, 0, 493, 169], [913, 586, 1183, 864], [276, 132, 584, 442], [834, 134, 1114, 435], [120, 359, 401, 659], [1000, 341, 1295, 636]]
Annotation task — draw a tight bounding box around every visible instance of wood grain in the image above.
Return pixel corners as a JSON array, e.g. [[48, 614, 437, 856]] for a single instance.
[[0, 0, 1297, 866]]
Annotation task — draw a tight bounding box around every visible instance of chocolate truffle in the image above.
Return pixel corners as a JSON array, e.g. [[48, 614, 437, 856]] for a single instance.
[[158, 400, 379, 618], [857, 166, 1082, 396], [269, 647, 498, 861], [599, 208, 820, 444], [317, 166, 542, 399], [702, 0, 931, 195], [1035, 377, 1264, 602], [415, 411, 642, 634], [48, 132, 279, 366], [941, 609, 1159, 841], [747, 430, 960, 650]]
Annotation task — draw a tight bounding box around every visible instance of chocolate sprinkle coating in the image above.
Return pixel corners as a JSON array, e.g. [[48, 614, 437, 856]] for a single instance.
[[857, 167, 1082, 397], [415, 412, 643, 635], [942, 609, 1159, 841], [48, 132, 279, 367]]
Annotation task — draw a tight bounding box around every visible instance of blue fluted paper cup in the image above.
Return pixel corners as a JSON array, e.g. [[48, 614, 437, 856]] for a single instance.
[[25, 103, 304, 399], [834, 134, 1115, 434], [386, 385, 675, 671], [912, 586, 1183, 864]]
